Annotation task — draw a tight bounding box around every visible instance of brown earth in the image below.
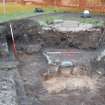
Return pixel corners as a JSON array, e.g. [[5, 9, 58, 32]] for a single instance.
[[1, 18, 105, 105], [1, 18, 105, 51]]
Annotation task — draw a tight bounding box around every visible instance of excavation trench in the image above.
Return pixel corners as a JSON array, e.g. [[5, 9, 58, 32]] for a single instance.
[[0, 17, 105, 105]]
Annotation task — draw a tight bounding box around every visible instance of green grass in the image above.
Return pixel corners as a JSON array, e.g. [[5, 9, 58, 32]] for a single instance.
[[0, 3, 64, 23], [80, 18, 105, 27], [0, 11, 35, 23], [39, 15, 61, 25], [0, 2, 104, 27], [0, 3, 35, 22], [0, 3, 35, 14], [39, 15, 105, 28]]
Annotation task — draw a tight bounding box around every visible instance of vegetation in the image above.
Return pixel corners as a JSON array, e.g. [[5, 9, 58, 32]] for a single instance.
[[0, 3, 64, 23], [80, 18, 105, 27], [41, 15, 61, 25]]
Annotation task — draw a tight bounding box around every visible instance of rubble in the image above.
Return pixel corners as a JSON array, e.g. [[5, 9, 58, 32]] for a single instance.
[[48, 20, 94, 32], [0, 73, 17, 105], [0, 62, 18, 105]]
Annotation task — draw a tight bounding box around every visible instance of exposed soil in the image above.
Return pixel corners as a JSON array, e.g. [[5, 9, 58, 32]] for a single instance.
[[0, 14, 105, 105], [1, 18, 105, 50], [17, 52, 105, 105]]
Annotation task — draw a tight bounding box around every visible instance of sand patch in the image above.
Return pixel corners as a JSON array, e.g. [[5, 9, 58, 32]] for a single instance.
[[43, 75, 98, 94]]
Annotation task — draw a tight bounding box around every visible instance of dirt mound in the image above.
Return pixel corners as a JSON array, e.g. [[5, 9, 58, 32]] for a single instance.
[[39, 29, 105, 49], [0, 17, 105, 105], [1, 19, 105, 51], [4, 19, 41, 37], [2, 19, 41, 49]]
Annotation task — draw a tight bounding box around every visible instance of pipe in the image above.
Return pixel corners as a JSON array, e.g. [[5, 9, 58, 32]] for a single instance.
[[9, 23, 17, 57]]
